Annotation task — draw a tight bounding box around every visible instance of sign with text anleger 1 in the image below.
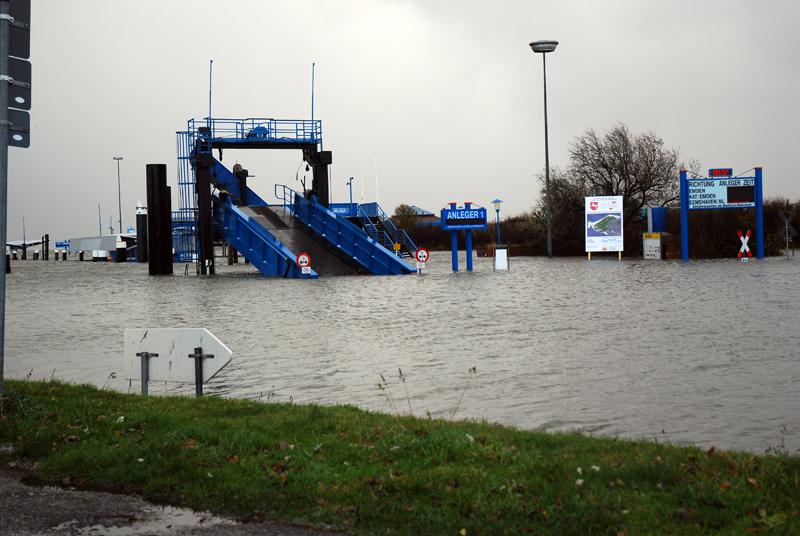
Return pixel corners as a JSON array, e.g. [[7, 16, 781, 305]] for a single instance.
[[688, 177, 755, 210], [585, 196, 624, 252], [440, 202, 488, 230]]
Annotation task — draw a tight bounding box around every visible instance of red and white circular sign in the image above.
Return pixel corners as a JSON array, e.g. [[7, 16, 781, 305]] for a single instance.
[[296, 251, 312, 268], [415, 248, 429, 263]]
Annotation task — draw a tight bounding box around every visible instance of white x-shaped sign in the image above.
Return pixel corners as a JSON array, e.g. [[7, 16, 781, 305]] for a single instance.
[[738, 230, 752, 258]]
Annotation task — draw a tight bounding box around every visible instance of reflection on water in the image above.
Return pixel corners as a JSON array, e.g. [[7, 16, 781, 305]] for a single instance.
[[6, 254, 800, 453]]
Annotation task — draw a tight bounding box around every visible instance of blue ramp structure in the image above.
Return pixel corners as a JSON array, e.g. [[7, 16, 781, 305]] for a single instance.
[[176, 117, 415, 278]]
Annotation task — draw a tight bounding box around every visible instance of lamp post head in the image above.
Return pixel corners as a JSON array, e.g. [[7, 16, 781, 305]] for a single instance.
[[492, 198, 503, 212], [530, 40, 558, 53], [113, 156, 123, 161]]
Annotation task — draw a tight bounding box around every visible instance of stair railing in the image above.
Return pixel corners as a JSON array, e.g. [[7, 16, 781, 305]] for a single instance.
[[273, 184, 300, 218], [373, 204, 418, 255], [357, 205, 393, 248]]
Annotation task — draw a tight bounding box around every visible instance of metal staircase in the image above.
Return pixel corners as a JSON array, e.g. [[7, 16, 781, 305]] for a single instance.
[[357, 202, 417, 258]]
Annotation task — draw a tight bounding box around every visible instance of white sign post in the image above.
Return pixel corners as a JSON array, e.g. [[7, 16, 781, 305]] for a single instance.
[[585, 196, 624, 260], [123, 328, 232, 396]]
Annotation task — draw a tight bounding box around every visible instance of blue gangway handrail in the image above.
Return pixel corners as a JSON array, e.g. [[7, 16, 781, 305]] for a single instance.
[[272, 184, 413, 275]]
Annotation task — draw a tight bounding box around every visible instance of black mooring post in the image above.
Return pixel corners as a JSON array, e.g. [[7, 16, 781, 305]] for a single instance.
[[146, 164, 173, 275], [136, 351, 158, 396], [188, 346, 214, 398], [195, 162, 215, 276]]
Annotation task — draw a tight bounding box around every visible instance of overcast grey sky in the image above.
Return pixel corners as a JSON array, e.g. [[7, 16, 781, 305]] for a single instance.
[[8, 0, 800, 240]]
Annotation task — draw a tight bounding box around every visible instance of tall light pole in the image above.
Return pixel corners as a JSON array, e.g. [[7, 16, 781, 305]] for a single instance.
[[530, 40, 558, 258], [113, 156, 123, 234], [492, 198, 503, 245], [346, 176, 354, 215]]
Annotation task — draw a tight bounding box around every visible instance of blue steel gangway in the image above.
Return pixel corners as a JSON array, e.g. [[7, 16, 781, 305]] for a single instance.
[[179, 116, 416, 278]]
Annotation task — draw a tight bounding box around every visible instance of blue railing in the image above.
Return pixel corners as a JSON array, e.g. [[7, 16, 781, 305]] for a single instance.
[[219, 200, 317, 279], [273, 184, 413, 275], [188, 118, 322, 148], [175, 131, 197, 261], [359, 202, 418, 256], [357, 205, 393, 249]]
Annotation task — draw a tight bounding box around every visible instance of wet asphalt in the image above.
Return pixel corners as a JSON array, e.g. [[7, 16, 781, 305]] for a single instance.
[[0, 469, 342, 536]]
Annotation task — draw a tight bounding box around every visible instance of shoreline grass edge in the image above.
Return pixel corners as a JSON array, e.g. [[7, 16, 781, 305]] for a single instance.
[[1, 380, 798, 534]]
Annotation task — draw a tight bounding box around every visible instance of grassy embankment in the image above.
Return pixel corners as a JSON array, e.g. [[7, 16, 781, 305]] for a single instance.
[[1, 380, 798, 534]]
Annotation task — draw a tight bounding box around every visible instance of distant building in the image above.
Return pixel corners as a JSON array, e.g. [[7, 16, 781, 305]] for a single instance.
[[407, 205, 440, 226], [67, 235, 136, 253]]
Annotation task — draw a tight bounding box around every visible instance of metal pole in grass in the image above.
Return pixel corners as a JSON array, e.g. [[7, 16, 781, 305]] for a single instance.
[[136, 351, 158, 396], [188, 347, 213, 397]]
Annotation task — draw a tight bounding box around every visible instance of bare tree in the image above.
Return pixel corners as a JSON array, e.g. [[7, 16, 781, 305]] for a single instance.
[[392, 204, 420, 231], [569, 124, 680, 220]]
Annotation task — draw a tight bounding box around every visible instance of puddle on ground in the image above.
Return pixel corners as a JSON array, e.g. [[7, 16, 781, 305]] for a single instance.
[[53, 504, 237, 535]]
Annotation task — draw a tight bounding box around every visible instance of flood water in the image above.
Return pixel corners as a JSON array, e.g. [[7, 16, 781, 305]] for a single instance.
[[5, 254, 799, 454]]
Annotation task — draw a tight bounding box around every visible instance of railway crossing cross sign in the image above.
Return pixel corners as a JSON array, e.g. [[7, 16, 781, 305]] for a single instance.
[[738, 229, 752, 260]]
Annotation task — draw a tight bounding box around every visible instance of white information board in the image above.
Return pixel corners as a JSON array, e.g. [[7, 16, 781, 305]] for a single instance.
[[688, 178, 755, 209], [123, 328, 232, 383], [494, 247, 509, 271], [585, 196, 624, 253]]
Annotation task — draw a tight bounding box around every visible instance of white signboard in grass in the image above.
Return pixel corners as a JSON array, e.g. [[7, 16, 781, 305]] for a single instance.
[[123, 328, 232, 383], [585, 196, 624, 253]]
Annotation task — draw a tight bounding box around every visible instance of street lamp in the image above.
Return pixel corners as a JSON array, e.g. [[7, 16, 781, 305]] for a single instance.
[[491, 198, 503, 245], [346, 176, 354, 216], [529, 40, 558, 258], [113, 156, 123, 234]]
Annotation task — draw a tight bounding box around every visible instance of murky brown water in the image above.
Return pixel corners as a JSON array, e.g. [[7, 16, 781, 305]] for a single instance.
[[5, 254, 799, 453]]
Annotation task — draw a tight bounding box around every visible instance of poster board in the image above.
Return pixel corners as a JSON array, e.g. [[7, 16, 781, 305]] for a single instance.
[[585, 196, 624, 253]]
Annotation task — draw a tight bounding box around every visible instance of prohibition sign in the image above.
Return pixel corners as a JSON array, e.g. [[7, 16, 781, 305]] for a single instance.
[[415, 248, 430, 263], [296, 251, 312, 268]]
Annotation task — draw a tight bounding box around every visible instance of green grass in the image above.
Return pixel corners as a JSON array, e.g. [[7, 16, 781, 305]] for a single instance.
[[1, 380, 798, 535]]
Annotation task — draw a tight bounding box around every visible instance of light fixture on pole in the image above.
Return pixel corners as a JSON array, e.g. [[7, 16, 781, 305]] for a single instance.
[[491, 198, 503, 245], [113, 156, 123, 234], [529, 40, 558, 258], [346, 177, 354, 216]]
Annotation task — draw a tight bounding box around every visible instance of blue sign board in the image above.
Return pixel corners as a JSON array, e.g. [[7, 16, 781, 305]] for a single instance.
[[440, 204, 488, 231], [55, 240, 70, 248], [687, 178, 755, 210], [440, 202, 488, 272], [680, 167, 764, 261]]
